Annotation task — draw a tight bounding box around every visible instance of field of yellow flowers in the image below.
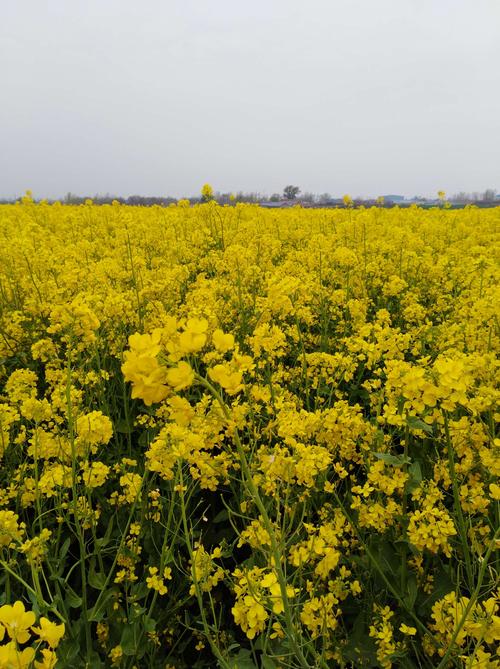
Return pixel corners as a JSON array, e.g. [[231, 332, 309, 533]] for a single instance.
[[0, 194, 499, 668]]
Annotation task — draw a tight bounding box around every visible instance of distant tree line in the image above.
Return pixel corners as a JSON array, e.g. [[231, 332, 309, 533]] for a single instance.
[[450, 189, 497, 204], [1, 187, 498, 207], [0, 193, 178, 206]]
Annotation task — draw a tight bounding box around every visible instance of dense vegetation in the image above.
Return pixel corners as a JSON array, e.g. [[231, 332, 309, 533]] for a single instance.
[[0, 195, 498, 668]]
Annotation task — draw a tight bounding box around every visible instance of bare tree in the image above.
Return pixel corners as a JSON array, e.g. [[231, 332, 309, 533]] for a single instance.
[[483, 189, 497, 201], [283, 185, 300, 200], [452, 191, 470, 204]]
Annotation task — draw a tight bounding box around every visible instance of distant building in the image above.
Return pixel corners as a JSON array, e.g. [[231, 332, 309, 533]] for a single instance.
[[259, 200, 312, 208], [382, 194, 406, 203]]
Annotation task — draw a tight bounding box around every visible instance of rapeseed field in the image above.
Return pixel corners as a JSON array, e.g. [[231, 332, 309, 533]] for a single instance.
[[0, 193, 498, 668]]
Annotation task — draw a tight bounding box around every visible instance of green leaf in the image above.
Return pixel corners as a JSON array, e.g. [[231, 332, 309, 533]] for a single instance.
[[228, 649, 258, 669], [129, 604, 147, 622], [407, 461, 422, 492], [27, 589, 41, 616], [95, 515, 114, 549], [213, 509, 229, 523], [374, 452, 411, 466], [418, 568, 455, 615], [376, 541, 400, 575], [88, 563, 107, 590], [59, 537, 72, 560], [144, 616, 156, 633], [115, 418, 133, 434], [130, 581, 148, 599], [138, 429, 155, 449], [88, 589, 117, 622], [261, 657, 278, 669], [56, 638, 82, 667], [86, 651, 104, 668], [406, 416, 433, 434], [392, 652, 419, 668], [404, 574, 418, 610], [343, 627, 378, 667], [121, 624, 139, 656], [65, 588, 83, 609]]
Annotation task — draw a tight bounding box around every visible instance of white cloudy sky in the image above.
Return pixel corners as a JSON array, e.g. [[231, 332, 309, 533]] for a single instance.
[[1, 0, 499, 199]]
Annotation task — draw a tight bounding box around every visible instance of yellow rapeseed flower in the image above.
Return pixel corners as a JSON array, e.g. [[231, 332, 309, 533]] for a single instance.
[[0, 601, 36, 644]]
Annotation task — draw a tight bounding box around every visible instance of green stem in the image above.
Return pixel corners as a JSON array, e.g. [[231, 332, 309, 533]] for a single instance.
[[330, 488, 435, 642], [177, 463, 231, 669], [195, 373, 319, 669], [400, 419, 410, 596], [443, 412, 474, 591], [434, 528, 499, 669], [0, 560, 65, 623], [65, 358, 93, 662]]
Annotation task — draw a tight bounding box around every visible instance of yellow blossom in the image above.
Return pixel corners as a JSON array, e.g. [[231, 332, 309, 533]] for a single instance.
[[166, 361, 195, 391], [32, 617, 65, 648], [0, 601, 36, 644]]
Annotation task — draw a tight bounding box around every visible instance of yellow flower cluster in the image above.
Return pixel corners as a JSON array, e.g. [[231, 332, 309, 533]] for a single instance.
[[429, 591, 500, 664], [0, 199, 498, 666], [0, 601, 64, 668], [369, 605, 400, 669], [190, 544, 224, 595], [231, 567, 296, 639], [145, 565, 172, 595], [407, 489, 457, 557]]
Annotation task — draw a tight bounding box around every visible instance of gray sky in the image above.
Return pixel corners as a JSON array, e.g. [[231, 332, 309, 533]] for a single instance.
[[1, 0, 499, 199]]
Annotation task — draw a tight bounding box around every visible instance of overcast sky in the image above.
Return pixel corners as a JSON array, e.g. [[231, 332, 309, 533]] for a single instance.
[[1, 0, 499, 199]]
